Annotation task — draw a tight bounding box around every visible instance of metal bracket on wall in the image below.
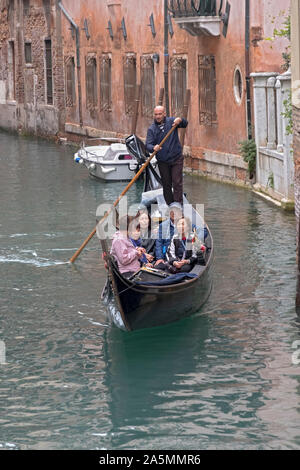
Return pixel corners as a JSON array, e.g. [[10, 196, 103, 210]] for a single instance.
[[221, 1, 231, 38], [69, 25, 75, 40], [148, 13, 156, 37], [121, 17, 127, 40], [82, 18, 90, 40], [167, 13, 174, 37], [107, 20, 114, 40]]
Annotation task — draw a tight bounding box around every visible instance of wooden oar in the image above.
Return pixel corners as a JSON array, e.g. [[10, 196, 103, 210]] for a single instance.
[[69, 122, 180, 263]]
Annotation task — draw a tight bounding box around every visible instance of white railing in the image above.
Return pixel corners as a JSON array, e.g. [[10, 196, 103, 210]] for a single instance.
[[251, 69, 294, 202]]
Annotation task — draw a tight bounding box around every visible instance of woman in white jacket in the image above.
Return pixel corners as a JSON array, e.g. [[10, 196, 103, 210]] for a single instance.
[[166, 217, 200, 273]]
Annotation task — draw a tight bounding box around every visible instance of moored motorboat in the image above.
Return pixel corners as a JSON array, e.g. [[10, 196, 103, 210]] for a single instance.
[[74, 142, 139, 181]]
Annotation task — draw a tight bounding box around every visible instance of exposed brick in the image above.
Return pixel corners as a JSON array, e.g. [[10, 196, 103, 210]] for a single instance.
[[191, 157, 199, 171], [236, 167, 247, 181]]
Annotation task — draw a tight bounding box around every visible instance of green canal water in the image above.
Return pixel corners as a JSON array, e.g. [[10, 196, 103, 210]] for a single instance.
[[0, 130, 299, 450]]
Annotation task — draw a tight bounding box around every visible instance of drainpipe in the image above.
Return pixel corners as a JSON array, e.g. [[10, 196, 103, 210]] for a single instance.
[[164, 0, 170, 116], [245, 0, 252, 139], [58, 1, 83, 127]]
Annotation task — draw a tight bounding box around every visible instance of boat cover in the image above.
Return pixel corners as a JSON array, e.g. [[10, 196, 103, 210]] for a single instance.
[[135, 272, 198, 286]]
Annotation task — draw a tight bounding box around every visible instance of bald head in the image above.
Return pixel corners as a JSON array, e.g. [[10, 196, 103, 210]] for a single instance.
[[154, 106, 166, 124]]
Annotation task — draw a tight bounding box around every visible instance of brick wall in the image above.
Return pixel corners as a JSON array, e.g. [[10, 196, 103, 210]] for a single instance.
[[0, 3, 10, 91], [0, 0, 64, 134]]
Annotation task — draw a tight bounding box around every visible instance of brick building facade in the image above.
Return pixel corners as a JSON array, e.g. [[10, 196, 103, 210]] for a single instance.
[[0, 0, 289, 184]]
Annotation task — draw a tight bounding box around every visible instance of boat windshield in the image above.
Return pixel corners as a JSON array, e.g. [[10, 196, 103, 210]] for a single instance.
[[102, 147, 117, 161], [102, 144, 128, 161]]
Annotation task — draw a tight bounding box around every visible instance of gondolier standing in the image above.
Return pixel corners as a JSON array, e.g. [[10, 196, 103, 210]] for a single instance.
[[146, 106, 188, 206]]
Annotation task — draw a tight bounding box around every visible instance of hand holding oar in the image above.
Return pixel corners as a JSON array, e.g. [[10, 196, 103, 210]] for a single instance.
[[69, 123, 179, 263]]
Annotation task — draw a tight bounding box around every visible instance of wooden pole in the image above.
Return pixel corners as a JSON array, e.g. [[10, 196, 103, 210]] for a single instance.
[[131, 84, 141, 135], [69, 122, 180, 263], [164, 0, 170, 116], [180, 89, 191, 148]]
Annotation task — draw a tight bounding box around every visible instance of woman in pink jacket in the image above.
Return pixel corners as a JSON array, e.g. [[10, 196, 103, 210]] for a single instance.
[[111, 215, 146, 278]]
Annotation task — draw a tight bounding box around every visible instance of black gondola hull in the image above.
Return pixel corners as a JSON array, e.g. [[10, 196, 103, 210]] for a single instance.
[[106, 253, 213, 331]]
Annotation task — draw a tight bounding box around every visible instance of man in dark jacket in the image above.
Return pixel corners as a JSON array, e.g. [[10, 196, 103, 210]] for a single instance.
[[154, 203, 182, 268], [146, 106, 188, 206]]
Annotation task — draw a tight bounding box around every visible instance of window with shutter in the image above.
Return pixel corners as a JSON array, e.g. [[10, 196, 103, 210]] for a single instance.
[[86, 55, 97, 109], [141, 55, 155, 118], [171, 57, 187, 117], [100, 55, 112, 112], [8, 41, 15, 101], [24, 42, 32, 64], [123, 55, 137, 115], [198, 55, 217, 126]]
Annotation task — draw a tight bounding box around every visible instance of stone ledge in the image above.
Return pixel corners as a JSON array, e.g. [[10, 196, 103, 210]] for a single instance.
[[259, 146, 284, 161], [65, 122, 87, 136], [202, 149, 248, 169], [184, 167, 252, 188], [65, 122, 123, 139], [184, 146, 247, 169], [5, 100, 17, 106], [253, 183, 295, 211]]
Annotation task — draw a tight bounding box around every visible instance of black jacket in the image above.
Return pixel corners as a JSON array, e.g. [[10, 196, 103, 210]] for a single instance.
[[166, 234, 197, 266], [146, 117, 188, 164]]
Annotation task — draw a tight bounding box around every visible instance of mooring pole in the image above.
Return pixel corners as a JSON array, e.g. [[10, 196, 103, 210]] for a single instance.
[[164, 0, 170, 116]]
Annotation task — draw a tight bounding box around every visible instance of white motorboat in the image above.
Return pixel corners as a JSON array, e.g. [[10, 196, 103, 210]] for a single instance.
[[74, 142, 140, 181]]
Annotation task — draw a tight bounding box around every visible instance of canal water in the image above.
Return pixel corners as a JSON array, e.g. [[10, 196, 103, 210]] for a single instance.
[[0, 130, 299, 450]]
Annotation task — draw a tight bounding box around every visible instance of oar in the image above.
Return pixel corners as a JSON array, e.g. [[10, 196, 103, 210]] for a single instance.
[[69, 122, 180, 263]]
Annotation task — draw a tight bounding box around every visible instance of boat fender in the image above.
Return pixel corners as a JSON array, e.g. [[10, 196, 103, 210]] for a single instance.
[[100, 165, 116, 174]]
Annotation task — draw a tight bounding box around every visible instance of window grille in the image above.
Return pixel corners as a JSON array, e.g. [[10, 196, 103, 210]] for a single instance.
[[167, 0, 217, 17], [123, 55, 137, 115], [171, 56, 187, 117], [8, 41, 15, 101], [23, 0, 30, 15], [45, 39, 53, 105], [86, 55, 97, 108], [198, 54, 217, 126], [141, 55, 155, 118], [65, 56, 76, 107], [24, 42, 32, 64], [100, 55, 112, 112]]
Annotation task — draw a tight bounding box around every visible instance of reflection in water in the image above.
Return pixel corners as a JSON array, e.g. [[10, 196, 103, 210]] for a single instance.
[[102, 317, 210, 449], [0, 131, 299, 450]]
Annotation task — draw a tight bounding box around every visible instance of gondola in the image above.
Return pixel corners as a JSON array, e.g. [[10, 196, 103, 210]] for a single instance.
[[100, 135, 214, 331]]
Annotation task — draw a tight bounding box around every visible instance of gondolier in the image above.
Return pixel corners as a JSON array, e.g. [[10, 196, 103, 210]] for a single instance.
[[146, 106, 188, 206]]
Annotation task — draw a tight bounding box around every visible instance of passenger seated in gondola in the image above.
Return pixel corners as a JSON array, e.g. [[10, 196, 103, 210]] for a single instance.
[[166, 216, 206, 273], [128, 221, 153, 268], [154, 202, 183, 269], [135, 209, 156, 264], [111, 215, 146, 278]]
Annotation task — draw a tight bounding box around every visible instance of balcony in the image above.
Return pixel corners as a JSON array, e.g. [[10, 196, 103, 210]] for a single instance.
[[167, 1, 229, 37]]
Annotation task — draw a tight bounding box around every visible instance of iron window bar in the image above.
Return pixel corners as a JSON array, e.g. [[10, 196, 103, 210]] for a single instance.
[[167, 0, 220, 18]]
